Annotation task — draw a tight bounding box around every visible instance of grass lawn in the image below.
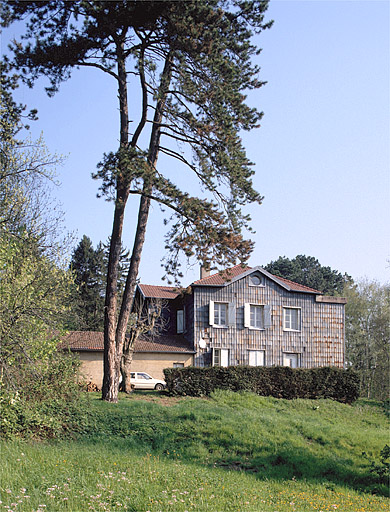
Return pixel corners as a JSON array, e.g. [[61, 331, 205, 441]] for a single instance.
[[1, 391, 389, 511]]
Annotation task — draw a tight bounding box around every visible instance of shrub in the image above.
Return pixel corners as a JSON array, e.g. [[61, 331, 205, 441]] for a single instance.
[[0, 351, 90, 439], [163, 366, 360, 403]]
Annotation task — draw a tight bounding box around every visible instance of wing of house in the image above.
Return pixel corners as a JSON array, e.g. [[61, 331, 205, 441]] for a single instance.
[[189, 265, 346, 369], [62, 265, 346, 388]]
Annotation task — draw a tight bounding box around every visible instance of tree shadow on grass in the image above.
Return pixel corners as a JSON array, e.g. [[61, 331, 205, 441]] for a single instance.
[[84, 396, 389, 498]]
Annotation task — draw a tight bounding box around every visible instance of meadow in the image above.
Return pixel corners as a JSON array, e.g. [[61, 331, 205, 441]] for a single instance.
[[1, 391, 388, 512]]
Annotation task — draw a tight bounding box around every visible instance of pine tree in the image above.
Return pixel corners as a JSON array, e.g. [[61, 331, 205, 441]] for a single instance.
[[3, 1, 272, 401], [69, 236, 105, 331]]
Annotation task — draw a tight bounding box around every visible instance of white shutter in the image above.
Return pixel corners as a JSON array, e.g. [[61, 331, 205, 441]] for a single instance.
[[228, 302, 235, 326], [264, 305, 272, 328], [258, 350, 265, 366], [244, 303, 251, 328], [209, 301, 215, 326], [221, 349, 229, 367], [249, 350, 256, 366]]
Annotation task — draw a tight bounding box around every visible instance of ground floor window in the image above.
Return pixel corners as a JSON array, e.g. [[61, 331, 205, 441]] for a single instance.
[[248, 350, 265, 366], [212, 348, 229, 367], [283, 352, 300, 368], [173, 362, 185, 368]]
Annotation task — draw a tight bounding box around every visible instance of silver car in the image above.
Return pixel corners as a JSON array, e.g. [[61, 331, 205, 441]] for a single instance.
[[130, 372, 166, 390]]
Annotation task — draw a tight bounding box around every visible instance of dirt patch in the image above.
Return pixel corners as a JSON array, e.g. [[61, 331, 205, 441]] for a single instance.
[[122, 392, 183, 406]]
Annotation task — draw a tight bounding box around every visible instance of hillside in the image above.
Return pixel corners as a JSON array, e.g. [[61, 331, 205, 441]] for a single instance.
[[1, 391, 388, 511]]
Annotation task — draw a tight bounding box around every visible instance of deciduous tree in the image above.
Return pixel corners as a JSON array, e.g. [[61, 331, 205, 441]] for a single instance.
[[0, 77, 73, 389], [3, 0, 272, 401], [344, 279, 390, 400]]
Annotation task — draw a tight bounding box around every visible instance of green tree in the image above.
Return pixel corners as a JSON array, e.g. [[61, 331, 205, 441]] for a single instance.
[[0, 68, 87, 439], [0, 104, 73, 389], [3, 0, 272, 401], [344, 279, 390, 400], [264, 255, 352, 295], [68, 236, 130, 331], [68, 235, 105, 331]]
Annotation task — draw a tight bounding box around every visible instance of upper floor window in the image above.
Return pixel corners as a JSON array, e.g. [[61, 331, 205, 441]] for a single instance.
[[214, 302, 227, 326], [244, 303, 272, 329], [250, 305, 264, 329], [209, 301, 235, 327], [283, 307, 301, 331], [177, 310, 184, 333], [249, 274, 264, 286]]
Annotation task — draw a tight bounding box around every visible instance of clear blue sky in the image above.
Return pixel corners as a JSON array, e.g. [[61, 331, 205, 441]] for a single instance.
[[2, 0, 389, 285]]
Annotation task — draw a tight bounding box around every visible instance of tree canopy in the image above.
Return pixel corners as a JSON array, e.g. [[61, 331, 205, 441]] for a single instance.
[[0, 72, 74, 393], [264, 255, 352, 295], [344, 279, 390, 400], [3, 0, 273, 401], [68, 235, 130, 331]]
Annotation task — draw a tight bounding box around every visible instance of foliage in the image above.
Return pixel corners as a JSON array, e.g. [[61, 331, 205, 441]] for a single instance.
[[0, 129, 73, 386], [0, 60, 37, 143], [344, 279, 390, 400], [67, 235, 105, 331], [163, 366, 360, 403], [2, 0, 273, 401], [1, 394, 389, 510], [0, 73, 87, 435], [264, 255, 352, 295], [67, 235, 131, 331], [367, 445, 390, 485], [0, 351, 89, 439]]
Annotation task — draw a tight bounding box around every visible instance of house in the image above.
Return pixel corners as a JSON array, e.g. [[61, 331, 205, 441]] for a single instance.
[[63, 264, 346, 388], [62, 330, 195, 386]]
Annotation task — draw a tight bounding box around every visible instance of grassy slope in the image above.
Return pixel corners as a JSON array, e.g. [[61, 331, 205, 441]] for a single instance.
[[0, 391, 388, 512]]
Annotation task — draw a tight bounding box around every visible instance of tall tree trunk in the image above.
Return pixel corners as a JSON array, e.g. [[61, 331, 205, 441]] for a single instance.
[[115, 53, 174, 389], [102, 39, 130, 402], [121, 348, 134, 394], [102, 49, 173, 402]]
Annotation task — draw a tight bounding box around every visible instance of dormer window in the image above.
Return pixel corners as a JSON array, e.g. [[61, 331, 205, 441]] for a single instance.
[[249, 274, 264, 287]]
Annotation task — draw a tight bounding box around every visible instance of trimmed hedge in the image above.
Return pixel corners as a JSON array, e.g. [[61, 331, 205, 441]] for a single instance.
[[163, 366, 360, 404]]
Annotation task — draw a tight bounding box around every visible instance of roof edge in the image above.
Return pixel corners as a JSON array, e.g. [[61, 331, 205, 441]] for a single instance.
[[193, 266, 322, 295]]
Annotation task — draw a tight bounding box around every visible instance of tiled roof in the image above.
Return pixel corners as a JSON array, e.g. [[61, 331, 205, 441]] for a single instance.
[[138, 284, 182, 299], [192, 264, 321, 294], [192, 264, 250, 285], [272, 275, 321, 294], [60, 331, 194, 353]]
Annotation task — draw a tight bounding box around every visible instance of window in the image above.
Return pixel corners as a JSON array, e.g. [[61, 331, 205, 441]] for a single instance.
[[244, 304, 271, 329], [250, 305, 264, 329], [283, 353, 299, 368], [248, 350, 265, 366], [209, 301, 235, 327], [249, 274, 264, 286], [177, 310, 184, 333], [138, 373, 152, 380], [283, 307, 301, 331], [173, 362, 184, 368], [214, 302, 227, 326], [213, 348, 229, 367]]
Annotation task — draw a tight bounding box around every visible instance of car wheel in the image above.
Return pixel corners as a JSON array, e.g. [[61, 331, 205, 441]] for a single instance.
[[155, 383, 164, 391]]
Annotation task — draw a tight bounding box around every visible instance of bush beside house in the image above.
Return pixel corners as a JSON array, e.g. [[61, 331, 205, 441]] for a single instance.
[[163, 366, 360, 403]]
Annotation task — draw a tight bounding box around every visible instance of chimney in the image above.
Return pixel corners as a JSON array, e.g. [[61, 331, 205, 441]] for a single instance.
[[200, 265, 210, 280]]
